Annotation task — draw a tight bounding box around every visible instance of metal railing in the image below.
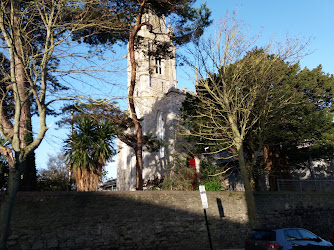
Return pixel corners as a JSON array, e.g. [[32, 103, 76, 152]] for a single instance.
[[277, 179, 334, 192]]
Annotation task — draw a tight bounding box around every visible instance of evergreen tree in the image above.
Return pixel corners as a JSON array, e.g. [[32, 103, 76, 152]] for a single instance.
[[182, 54, 334, 192]]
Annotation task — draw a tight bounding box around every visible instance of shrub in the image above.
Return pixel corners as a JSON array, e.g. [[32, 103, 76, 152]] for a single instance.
[[201, 180, 223, 191], [160, 154, 196, 190]]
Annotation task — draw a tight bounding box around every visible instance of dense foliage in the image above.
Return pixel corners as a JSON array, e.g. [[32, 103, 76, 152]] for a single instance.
[[181, 50, 334, 191], [160, 154, 196, 190], [198, 158, 224, 191], [64, 116, 117, 191]]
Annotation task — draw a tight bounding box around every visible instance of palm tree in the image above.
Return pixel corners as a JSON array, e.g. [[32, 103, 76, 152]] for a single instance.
[[64, 117, 116, 191]]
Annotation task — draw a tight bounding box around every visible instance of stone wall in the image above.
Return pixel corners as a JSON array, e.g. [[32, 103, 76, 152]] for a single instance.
[[5, 191, 334, 249], [255, 192, 334, 237]]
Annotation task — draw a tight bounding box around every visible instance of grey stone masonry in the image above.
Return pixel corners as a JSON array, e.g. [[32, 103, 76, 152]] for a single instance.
[[4, 191, 334, 249]]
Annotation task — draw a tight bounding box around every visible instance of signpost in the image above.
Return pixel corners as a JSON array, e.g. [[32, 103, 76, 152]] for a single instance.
[[199, 185, 209, 209], [199, 185, 213, 250]]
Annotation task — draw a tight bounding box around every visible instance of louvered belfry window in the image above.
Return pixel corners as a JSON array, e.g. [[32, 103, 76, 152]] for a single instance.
[[155, 58, 162, 74]]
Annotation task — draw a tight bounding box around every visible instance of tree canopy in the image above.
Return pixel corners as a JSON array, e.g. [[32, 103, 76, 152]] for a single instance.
[[180, 13, 311, 227], [64, 116, 117, 191], [37, 153, 70, 191], [182, 44, 334, 193]]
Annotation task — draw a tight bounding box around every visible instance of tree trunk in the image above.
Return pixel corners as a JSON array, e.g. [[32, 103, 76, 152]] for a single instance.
[[129, 31, 144, 189], [0, 2, 36, 246], [127, 2, 146, 190], [236, 141, 257, 229], [17, 82, 36, 191], [0, 155, 23, 250], [14, 23, 36, 191], [8, 0, 37, 191], [20, 152, 37, 191], [129, 43, 144, 190]]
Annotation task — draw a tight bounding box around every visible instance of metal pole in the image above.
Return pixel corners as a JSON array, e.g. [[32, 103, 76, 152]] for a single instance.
[[203, 208, 213, 250], [277, 179, 281, 192]]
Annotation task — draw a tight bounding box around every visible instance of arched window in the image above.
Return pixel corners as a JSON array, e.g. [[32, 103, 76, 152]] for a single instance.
[[122, 142, 128, 170], [157, 111, 165, 158]]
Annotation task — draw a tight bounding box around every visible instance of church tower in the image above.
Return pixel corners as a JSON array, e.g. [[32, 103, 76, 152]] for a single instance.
[[117, 11, 185, 190], [130, 11, 177, 117]]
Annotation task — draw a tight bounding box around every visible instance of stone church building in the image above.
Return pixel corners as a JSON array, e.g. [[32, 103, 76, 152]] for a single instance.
[[116, 13, 188, 190], [116, 12, 334, 192]]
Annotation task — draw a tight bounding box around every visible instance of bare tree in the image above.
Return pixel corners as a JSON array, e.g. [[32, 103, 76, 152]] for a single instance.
[[0, 0, 128, 247], [37, 153, 69, 191], [183, 13, 308, 227]]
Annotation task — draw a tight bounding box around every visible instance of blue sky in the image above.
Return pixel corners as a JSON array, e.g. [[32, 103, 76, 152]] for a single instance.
[[202, 0, 334, 73], [34, 0, 334, 179]]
